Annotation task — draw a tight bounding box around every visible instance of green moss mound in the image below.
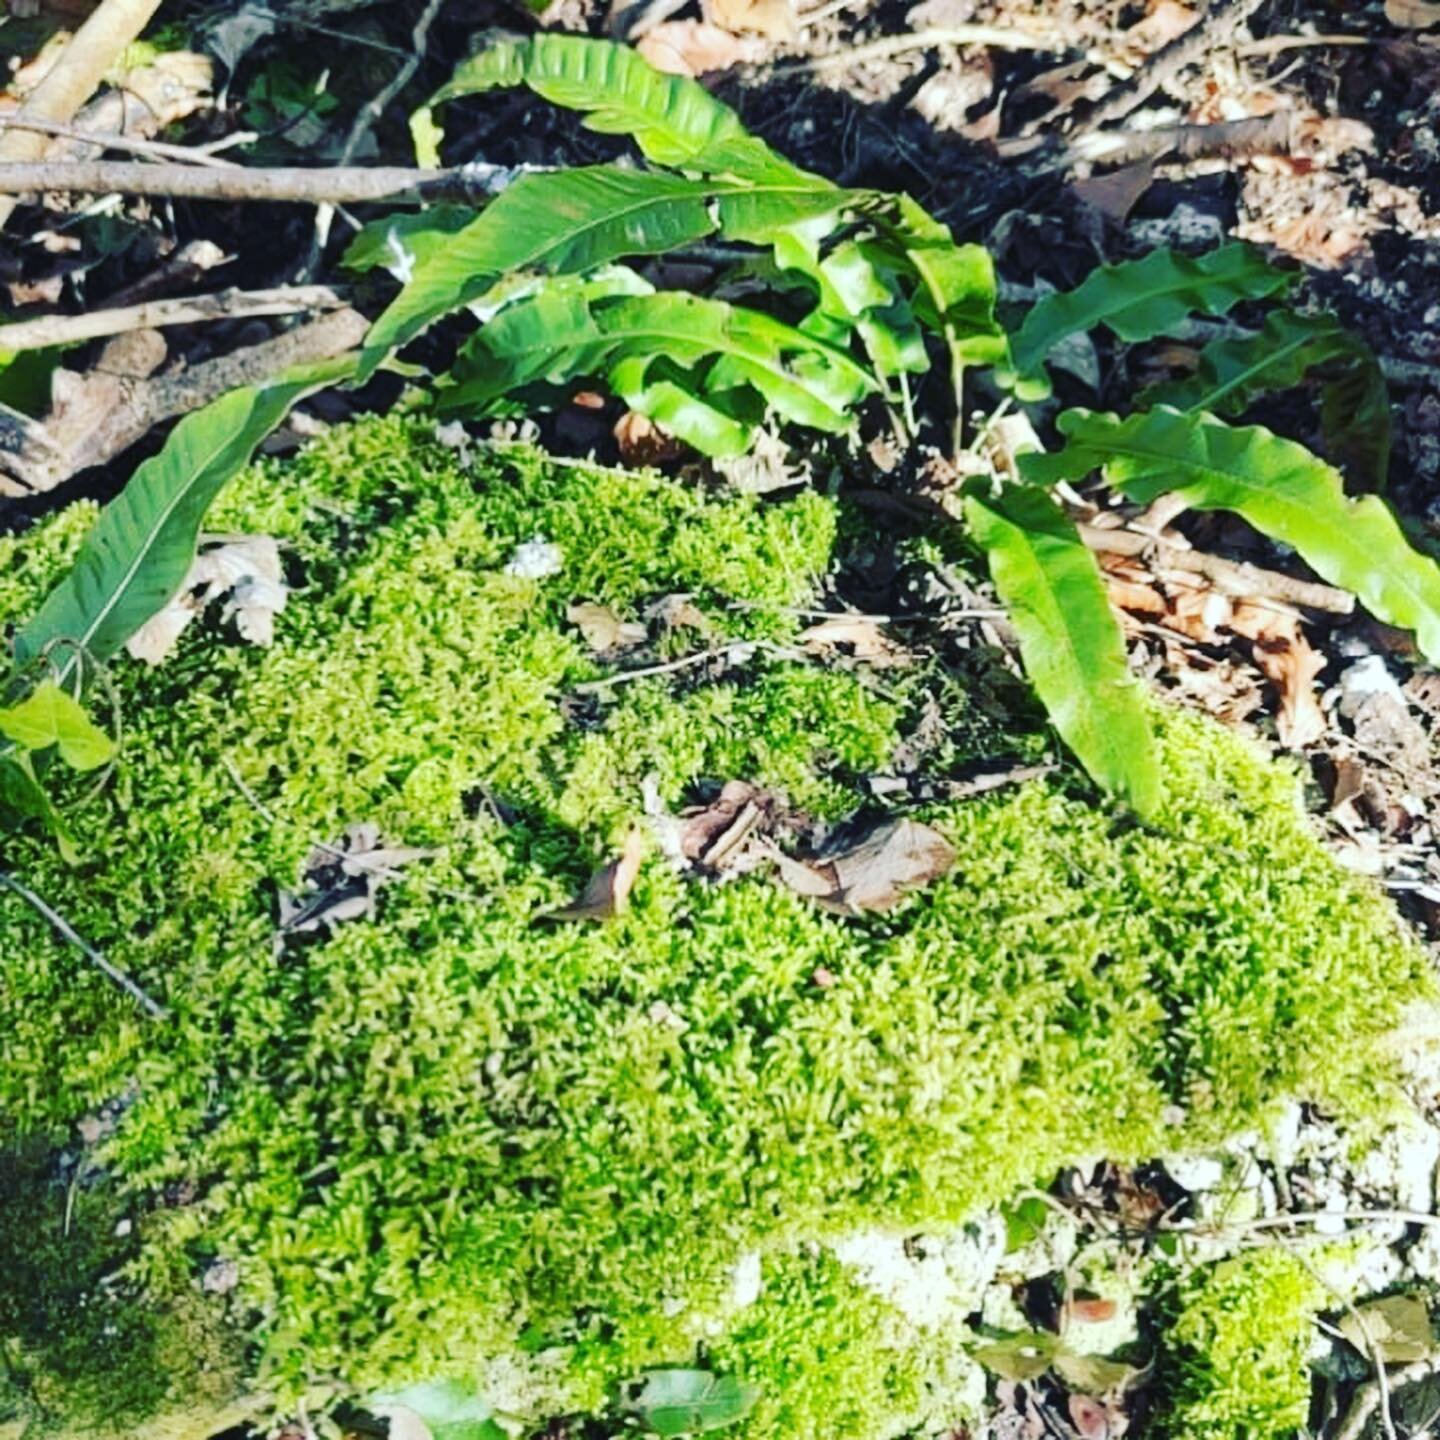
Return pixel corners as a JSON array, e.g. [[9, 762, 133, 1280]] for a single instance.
[[0, 418, 1429, 1439]]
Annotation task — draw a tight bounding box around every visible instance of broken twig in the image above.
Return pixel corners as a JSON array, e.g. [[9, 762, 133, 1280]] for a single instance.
[[0, 869, 167, 1019], [0, 286, 347, 352], [0, 158, 526, 206]]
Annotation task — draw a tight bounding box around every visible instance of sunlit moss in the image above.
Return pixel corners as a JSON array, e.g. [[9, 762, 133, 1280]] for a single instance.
[[0, 418, 1428, 1437]]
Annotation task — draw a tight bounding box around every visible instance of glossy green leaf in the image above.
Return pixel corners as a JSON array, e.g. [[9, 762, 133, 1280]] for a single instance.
[[1024, 406, 1440, 662], [412, 33, 803, 181], [442, 284, 876, 453], [368, 1379, 506, 1440], [0, 680, 114, 771], [1004, 243, 1293, 397], [963, 482, 1159, 816], [626, 1369, 759, 1436], [358, 167, 845, 379], [0, 749, 78, 862], [13, 359, 353, 683]]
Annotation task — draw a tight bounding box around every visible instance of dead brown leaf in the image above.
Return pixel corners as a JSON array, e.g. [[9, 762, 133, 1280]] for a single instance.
[[1121, 0, 1199, 57], [1387, 0, 1440, 28], [278, 823, 433, 938], [128, 536, 288, 665], [568, 601, 647, 658], [769, 818, 956, 915], [646, 593, 713, 635], [546, 829, 645, 921], [704, 0, 796, 38], [1228, 601, 1327, 748], [1071, 162, 1156, 225], [799, 616, 915, 668], [614, 408, 687, 465], [636, 21, 765, 75], [677, 780, 776, 871]]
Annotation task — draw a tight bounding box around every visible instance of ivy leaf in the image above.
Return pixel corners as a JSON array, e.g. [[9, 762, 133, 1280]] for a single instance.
[[1023, 406, 1440, 663], [625, 1369, 759, 1436], [963, 482, 1160, 816], [0, 681, 114, 771], [367, 1379, 506, 1440], [1003, 244, 1292, 397]]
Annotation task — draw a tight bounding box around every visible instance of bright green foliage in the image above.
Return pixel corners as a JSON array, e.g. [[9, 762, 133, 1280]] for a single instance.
[[0, 680, 114, 770], [13, 360, 352, 683], [962, 482, 1158, 817], [1003, 243, 1293, 397], [412, 32, 800, 180], [368, 1379, 506, 1440], [1159, 1250, 1327, 1438], [1024, 406, 1440, 663], [442, 277, 877, 453], [626, 1369, 760, 1435], [0, 418, 1428, 1438], [1140, 309, 1392, 490]]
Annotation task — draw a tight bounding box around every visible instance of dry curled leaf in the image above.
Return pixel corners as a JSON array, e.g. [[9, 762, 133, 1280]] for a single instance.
[[278, 823, 433, 938], [703, 0, 796, 38], [615, 408, 687, 465], [568, 601, 648, 657], [769, 818, 956, 915], [799, 616, 915, 668], [1387, 0, 1440, 28], [636, 20, 765, 75], [547, 829, 645, 921], [127, 536, 288, 665]]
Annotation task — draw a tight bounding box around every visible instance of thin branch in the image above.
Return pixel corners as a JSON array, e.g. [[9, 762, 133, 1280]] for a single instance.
[[0, 115, 240, 168], [0, 158, 526, 206], [1237, 32, 1372, 59], [776, 24, 1079, 73], [0, 0, 165, 231], [303, 0, 447, 280], [0, 869, 167, 1019], [0, 285, 347, 352]]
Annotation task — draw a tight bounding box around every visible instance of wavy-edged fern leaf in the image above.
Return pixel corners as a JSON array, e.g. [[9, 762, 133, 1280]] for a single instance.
[[356, 166, 846, 379], [412, 32, 806, 181], [1003, 244, 1293, 398], [1142, 309, 1393, 491], [440, 281, 876, 454], [1023, 406, 1440, 660], [963, 482, 1159, 815], [13, 359, 353, 681]]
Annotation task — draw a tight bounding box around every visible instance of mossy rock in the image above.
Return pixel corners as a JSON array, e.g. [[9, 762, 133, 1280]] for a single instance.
[[0, 418, 1429, 1439]]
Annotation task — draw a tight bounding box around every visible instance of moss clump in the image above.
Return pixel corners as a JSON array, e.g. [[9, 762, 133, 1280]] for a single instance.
[[0, 418, 1429, 1438], [1159, 1249, 1327, 1438]]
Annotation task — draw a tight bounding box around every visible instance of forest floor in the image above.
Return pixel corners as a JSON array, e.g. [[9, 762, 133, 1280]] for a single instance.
[[6, 2, 1440, 1438]]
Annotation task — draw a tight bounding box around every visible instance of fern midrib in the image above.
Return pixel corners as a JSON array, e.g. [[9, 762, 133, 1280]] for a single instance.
[[1192, 332, 1316, 412]]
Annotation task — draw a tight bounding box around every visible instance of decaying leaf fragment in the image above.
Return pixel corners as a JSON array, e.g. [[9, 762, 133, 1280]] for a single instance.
[[278, 823, 433, 938], [546, 829, 645, 921], [127, 536, 288, 665], [568, 601, 648, 657], [799, 616, 915, 668], [1339, 1293, 1437, 1363], [769, 818, 956, 915], [1387, 0, 1440, 28], [635, 21, 766, 76]]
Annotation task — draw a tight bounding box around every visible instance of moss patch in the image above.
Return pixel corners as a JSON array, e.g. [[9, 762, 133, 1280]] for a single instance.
[[0, 418, 1429, 1438]]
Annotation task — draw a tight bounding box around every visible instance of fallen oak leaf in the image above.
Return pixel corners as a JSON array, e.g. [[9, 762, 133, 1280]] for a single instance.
[[546, 829, 645, 921], [568, 601, 648, 657], [767, 818, 956, 915]]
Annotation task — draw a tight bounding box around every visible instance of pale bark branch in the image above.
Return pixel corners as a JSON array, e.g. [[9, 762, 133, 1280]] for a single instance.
[[0, 285, 347, 352], [0, 0, 165, 230], [0, 158, 525, 206]]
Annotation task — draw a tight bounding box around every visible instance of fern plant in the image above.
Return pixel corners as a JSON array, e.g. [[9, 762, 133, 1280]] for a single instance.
[[3, 33, 1430, 833]]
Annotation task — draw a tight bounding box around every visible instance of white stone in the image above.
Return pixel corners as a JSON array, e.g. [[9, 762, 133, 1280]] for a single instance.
[[504, 538, 564, 580], [730, 1250, 763, 1309]]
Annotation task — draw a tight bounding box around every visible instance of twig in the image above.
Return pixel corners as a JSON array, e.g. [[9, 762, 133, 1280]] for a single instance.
[[0, 307, 367, 496], [775, 24, 1077, 73], [0, 0, 165, 232], [1065, 0, 1267, 137], [0, 869, 167, 1019], [1062, 110, 1294, 169], [1336, 1358, 1438, 1440], [0, 115, 240, 168], [99, 238, 231, 309], [1077, 523, 1356, 615], [0, 285, 346, 352], [0, 159, 526, 206], [1237, 32, 1372, 59], [572, 640, 801, 693], [303, 0, 447, 280]]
